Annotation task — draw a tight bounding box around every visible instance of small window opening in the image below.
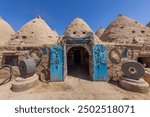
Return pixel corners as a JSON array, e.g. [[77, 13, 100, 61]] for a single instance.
[[73, 32, 76, 34], [22, 36, 27, 39], [3, 55, 18, 66], [120, 26, 124, 29], [82, 31, 86, 34], [141, 30, 145, 33]]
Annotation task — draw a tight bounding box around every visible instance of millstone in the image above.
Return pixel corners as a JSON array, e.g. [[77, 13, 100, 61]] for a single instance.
[[19, 58, 36, 78], [121, 60, 145, 80]]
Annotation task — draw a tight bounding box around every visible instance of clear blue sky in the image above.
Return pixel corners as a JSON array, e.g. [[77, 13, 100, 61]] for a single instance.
[[0, 0, 150, 35]]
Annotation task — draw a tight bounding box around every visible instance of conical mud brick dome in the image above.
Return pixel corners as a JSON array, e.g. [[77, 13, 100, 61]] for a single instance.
[[63, 17, 100, 43], [7, 16, 58, 46], [0, 17, 15, 46], [101, 15, 150, 44], [64, 18, 93, 37], [95, 27, 105, 39], [146, 22, 150, 27]]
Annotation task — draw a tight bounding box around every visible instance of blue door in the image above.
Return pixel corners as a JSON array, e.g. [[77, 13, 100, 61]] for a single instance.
[[50, 45, 64, 81], [93, 44, 108, 81]]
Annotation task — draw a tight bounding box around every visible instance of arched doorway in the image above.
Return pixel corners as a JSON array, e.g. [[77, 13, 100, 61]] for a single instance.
[[67, 46, 90, 80]]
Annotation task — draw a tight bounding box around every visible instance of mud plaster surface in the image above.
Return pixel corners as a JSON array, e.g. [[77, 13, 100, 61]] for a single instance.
[[0, 72, 150, 100]]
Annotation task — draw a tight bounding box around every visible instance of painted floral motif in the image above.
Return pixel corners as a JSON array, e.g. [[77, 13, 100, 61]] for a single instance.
[[93, 44, 107, 67], [51, 45, 62, 69]]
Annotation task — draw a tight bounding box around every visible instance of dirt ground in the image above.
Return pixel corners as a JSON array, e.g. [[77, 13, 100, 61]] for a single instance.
[[0, 66, 150, 100]]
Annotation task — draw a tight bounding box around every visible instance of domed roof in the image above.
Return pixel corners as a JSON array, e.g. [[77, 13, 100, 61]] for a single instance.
[[101, 15, 150, 44], [0, 17, 15, 46], [7, 16, 58, 47], [95, 27, 105, 39], [147, 22, 150, 27], [63, 17, 101, 43], [64, 17, 94, 37]]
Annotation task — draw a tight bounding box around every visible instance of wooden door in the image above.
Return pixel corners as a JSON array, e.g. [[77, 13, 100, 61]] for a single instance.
[[50, 45, 64, 81], [93, 44, 108, 81]]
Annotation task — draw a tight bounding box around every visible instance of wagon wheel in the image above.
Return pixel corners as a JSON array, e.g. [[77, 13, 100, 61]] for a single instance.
[[109, 48, 121, 64], [29, 48, 43, 67]]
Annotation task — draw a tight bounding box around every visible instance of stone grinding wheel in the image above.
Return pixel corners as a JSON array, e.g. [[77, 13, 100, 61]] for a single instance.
[[19, 58, 36, 78], [121, 60, 145, 80]]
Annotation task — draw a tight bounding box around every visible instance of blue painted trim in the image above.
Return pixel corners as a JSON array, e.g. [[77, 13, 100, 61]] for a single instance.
[[44, 48, 49, 54]]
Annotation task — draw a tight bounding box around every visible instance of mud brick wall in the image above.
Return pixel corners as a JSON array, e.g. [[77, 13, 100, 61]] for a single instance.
[[0, 53, 2, 64], [106, 44, 130, 80], [106, 44, 150, 80]]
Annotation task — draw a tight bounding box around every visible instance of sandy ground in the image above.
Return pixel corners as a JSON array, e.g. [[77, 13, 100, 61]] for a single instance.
[[0, 65, 150, 100]]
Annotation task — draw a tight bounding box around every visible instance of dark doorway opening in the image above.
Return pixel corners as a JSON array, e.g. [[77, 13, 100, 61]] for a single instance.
[[67, 46, 90, 80], [137, 57, 150, 68], [74, 50, 81, 64], [2, 55, 18, 66]]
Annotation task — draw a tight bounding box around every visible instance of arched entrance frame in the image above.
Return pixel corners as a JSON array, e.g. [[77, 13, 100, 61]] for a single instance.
[[65, 44, 93, 80], [66, 45, 92, 56]]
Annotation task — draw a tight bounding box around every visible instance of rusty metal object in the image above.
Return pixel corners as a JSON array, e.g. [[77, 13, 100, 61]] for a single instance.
[[121, 60, 145, 80]]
